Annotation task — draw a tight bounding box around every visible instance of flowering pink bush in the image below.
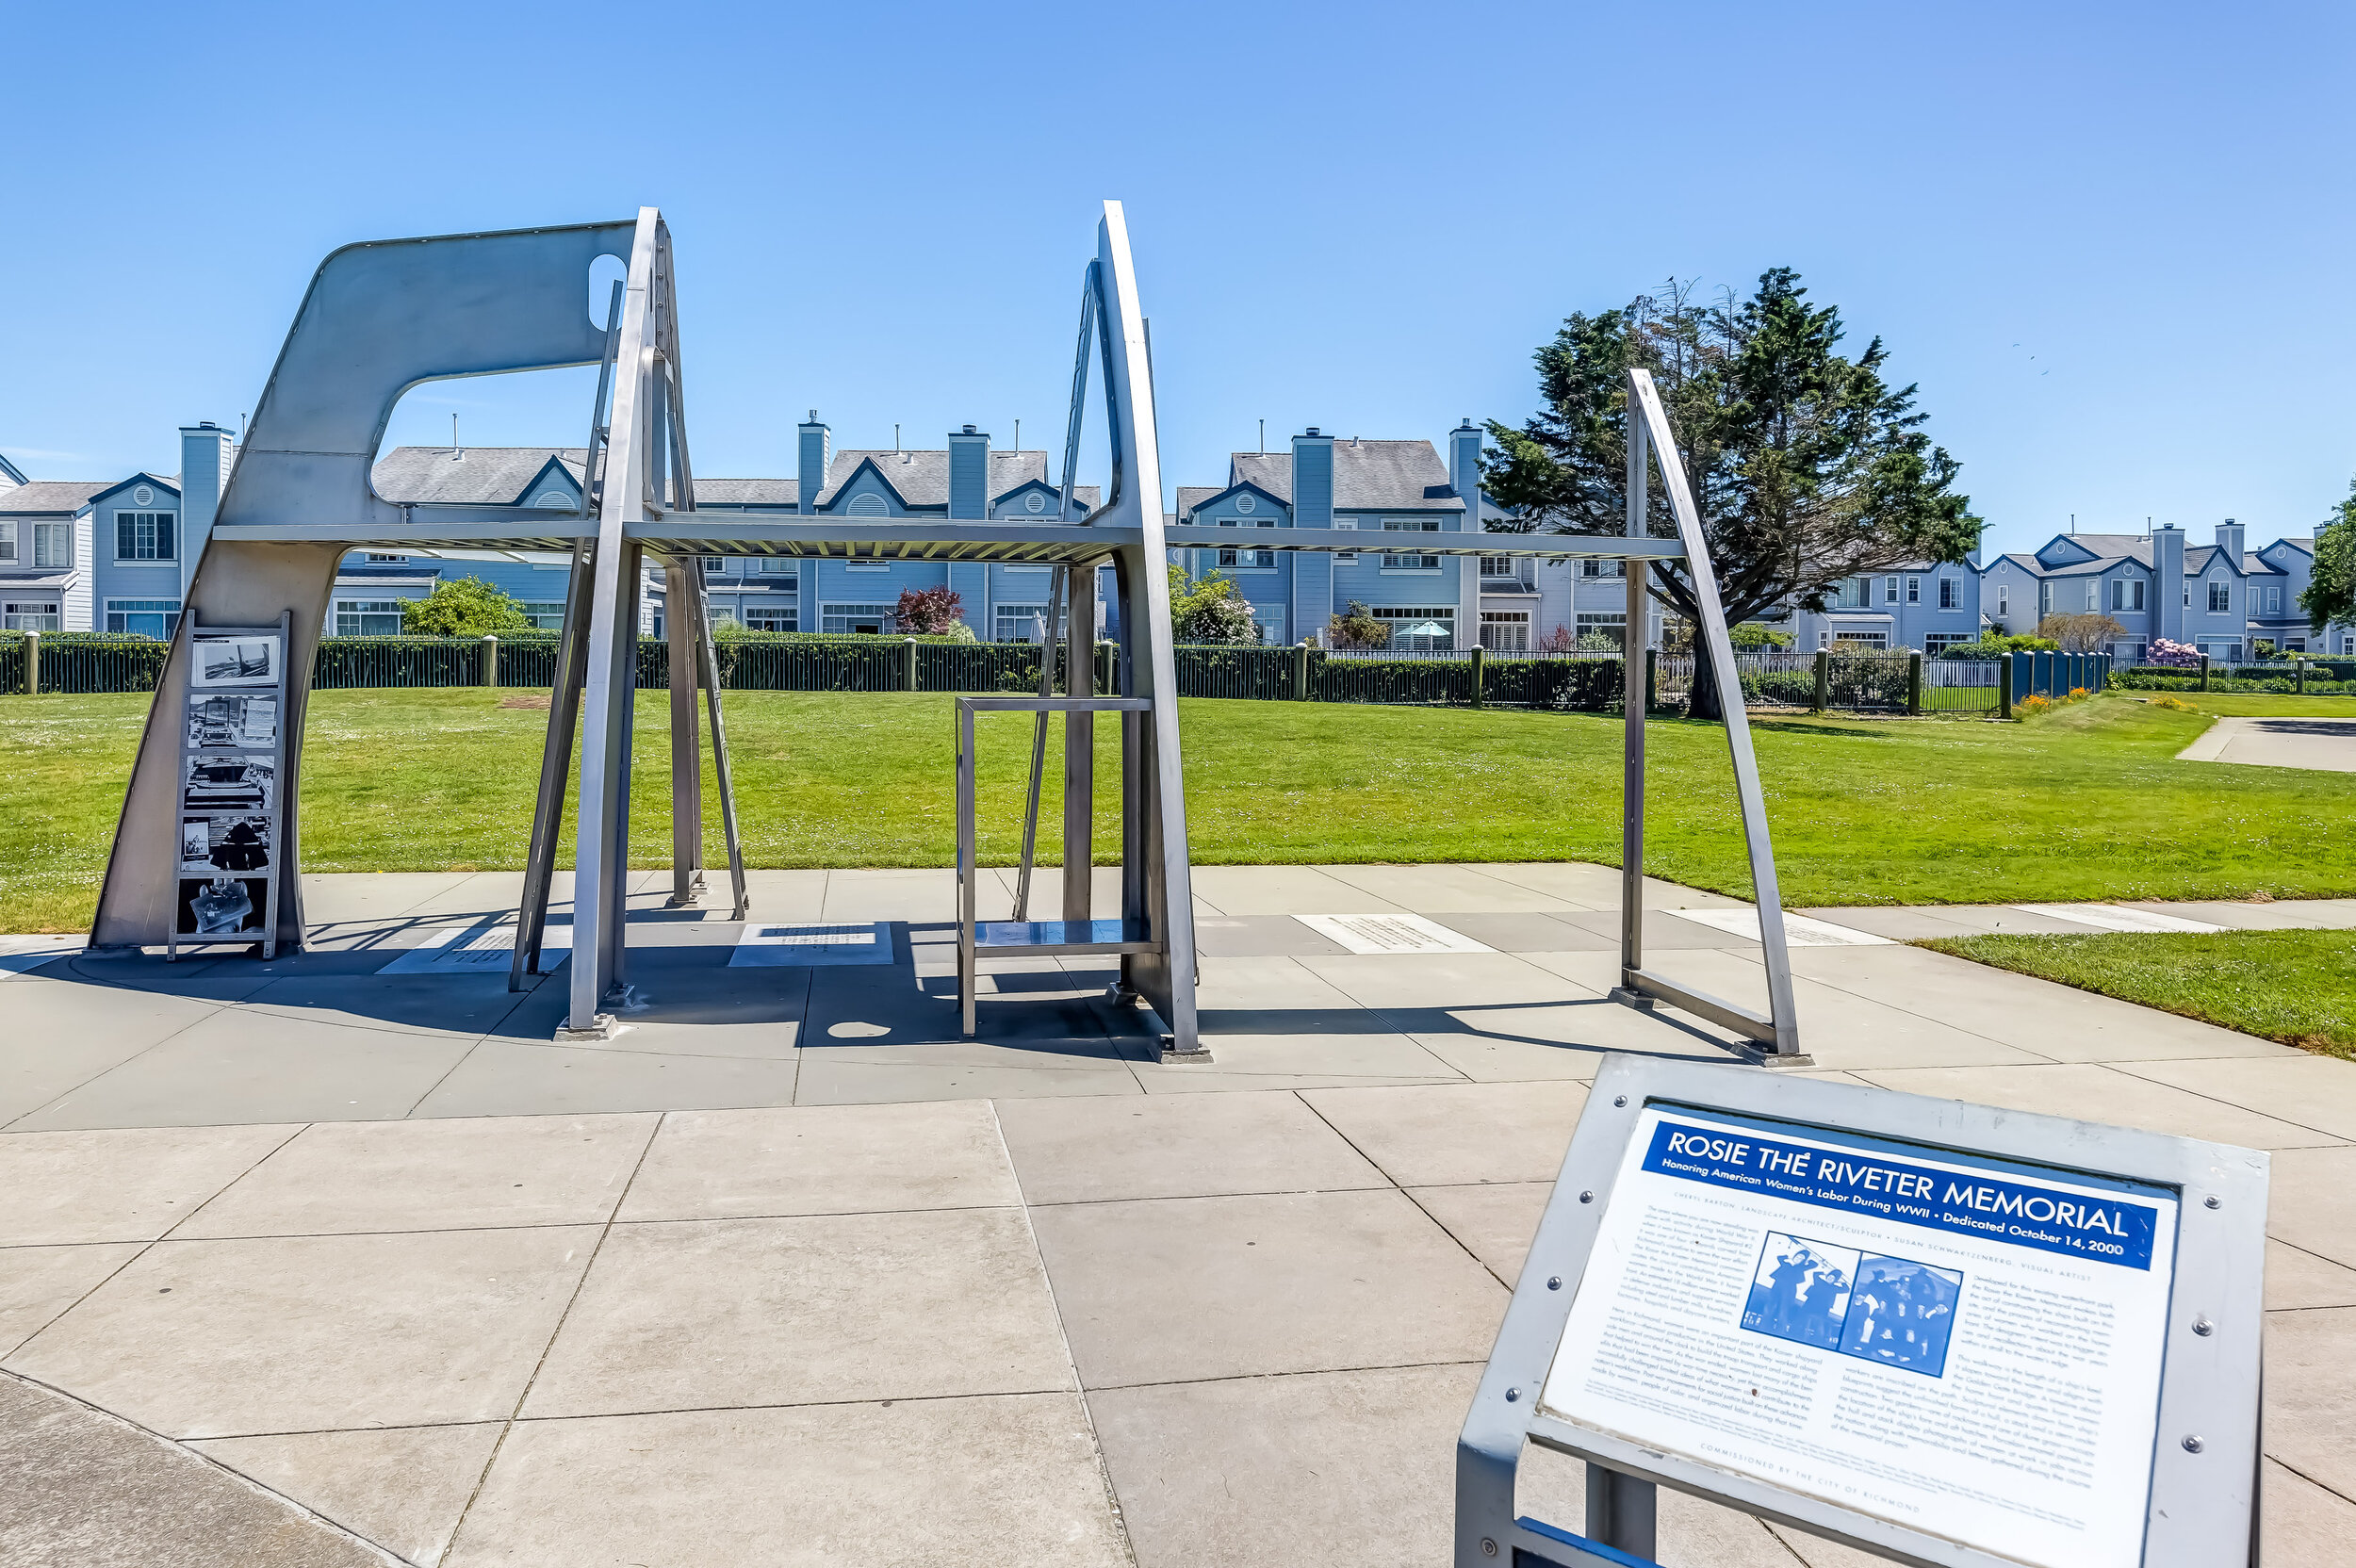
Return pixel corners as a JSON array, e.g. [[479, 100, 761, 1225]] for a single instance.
[[2148, 638, 2202, 668]]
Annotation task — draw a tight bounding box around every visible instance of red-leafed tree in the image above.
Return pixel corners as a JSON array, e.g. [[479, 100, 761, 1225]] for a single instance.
[[893, 586, 965, 635]]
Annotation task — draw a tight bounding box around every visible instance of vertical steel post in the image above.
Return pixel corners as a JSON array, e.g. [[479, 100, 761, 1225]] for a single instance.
[[1586, 1466, 1659, 1560], [482, 634, 498, 688], [1908, 649, 1922, 715], [1063, 557, 1098, 924], [689, 566, 748, 921], [957, 700, 978, 1036], [1013, 564, 1066, 922], [1999, 652, 2015, 718], [1621, 405, 1649, 981], [567, 214, 664, 1037], [23, 630, 36, 696], [663, 558, 704, 906], [1813, 649, 1830, 712], [513, 540, 595, 988]]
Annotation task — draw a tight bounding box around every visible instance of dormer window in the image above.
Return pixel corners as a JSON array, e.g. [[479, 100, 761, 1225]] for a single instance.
[[845, 493, 889, 517]]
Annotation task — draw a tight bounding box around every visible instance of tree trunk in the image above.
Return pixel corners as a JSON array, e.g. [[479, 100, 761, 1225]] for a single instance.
[[1687, 646, 1726, 722]]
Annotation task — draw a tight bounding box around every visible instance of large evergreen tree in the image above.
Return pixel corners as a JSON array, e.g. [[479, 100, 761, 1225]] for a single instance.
[[1482, 272, 1981, 717]]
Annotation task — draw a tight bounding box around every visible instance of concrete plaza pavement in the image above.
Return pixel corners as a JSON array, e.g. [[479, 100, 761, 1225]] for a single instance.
[[1, 862, 2351, 1565]]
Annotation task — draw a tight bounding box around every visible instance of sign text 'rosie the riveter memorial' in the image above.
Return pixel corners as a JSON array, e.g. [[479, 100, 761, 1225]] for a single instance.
[[1456, 1055, 2269, 1568]]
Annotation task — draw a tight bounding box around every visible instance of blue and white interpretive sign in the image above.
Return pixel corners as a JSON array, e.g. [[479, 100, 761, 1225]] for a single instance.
[[1455, 1055, 2269, 1568], [1542, 1105, 2177, 1568]]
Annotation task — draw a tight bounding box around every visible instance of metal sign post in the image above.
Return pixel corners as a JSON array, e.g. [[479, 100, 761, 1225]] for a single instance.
[[1458, 1054, 2267, 1568]]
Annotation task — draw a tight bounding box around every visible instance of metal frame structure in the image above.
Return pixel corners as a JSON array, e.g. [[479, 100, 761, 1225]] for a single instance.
[[85, 209, 1803, 1069], [1456, 1054, 2267, 1567]]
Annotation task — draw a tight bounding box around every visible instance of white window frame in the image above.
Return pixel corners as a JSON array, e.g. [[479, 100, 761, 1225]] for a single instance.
[[757, 556, 798, 577], [1939, 577, 1961, 611], [1579, 558, 1627, 579], [334, 598, 408, 636], [3, 600, 62, 631], [2084, 580, 2100, 611], [0, 521, 14, 563], [34, 520, 73, 569], [516, 601, 567, 630], [1922, 632, 1970, 655], [1380, 517, 1441, 571], [820, 601, 897, 635], [743, 603, 797, 633], [1884, 576, 1900, 604], [1479, 610, 1531, 652], [1371, 605, 1456, 650], [2207, 580, 2231, 613], [1333, 516, 1357, 564], [1996, 583, 2009, 617], [104, 597, 182, 637], [112, 509, 175, 563], [1906, 575, 1922, 603]]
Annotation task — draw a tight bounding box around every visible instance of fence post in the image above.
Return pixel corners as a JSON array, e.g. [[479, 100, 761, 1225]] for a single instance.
[[2298, 658, 2308, 694], [1907, 650, 1922, 716], [1998, 653, 2013, 720], [23, 631, 37, 697], [1293, 642, 1309, 700], [1470, 644, 1486, 708], [904, 637, 919, 693], [1643, 647, 1657, 711], [481, 634, 498, 688], [2200, 653, 2210, 692], [1099, 640, 1115, 694], [1812, 650, 1829, 713]]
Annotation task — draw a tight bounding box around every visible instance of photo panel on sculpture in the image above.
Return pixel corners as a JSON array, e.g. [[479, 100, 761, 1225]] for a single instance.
[[189, 633, 282, 689], [183, 754, 274, 813], [186, 692, 279, 749], [177, 875, 269, 938], [179, 816, 273, 875]]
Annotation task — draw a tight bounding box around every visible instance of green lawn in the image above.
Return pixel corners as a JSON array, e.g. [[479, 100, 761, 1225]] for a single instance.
[[4, 689, 2352, 932], [1921, 929, 2356, 1059]]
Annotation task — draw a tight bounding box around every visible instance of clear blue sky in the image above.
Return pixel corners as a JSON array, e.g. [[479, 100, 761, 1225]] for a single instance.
[[7, 0, 2351, 559]]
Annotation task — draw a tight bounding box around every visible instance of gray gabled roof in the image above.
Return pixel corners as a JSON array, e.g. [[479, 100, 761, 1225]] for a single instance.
[[1220, 441, 1463, 514], [373, 448, 590, 506], [0, 480, 112, 514], [695, 478, 799, 507], [1174, 486, 1219, 520], [815, 449, 1050, 510]]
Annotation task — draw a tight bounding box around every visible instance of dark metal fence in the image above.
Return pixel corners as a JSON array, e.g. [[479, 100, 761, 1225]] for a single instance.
[[0, 629, 2087, 716]]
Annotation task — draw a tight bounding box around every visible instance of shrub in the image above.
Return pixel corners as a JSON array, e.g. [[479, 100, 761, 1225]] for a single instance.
[[401, 576, 530, 636], [1168, 566, 1262, 645], [1730, 624, 1794, 649], [2148, 637, 2201, 668], [1329, 600, 1390, 650], [1939, 633, 2059, 660]]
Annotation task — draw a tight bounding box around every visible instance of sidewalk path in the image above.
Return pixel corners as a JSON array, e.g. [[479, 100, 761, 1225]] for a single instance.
[[2179, 714, 2356, 772], [1, 864, 2349, 1565]]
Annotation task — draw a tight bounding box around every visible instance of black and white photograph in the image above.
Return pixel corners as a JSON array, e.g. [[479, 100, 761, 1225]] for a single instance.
[[1837, 1254, 1964, 1378], [1742, 1232, 1859, 1352], [189, 633, 282, 689], [182, 753, 274, 813], [186, 693, 279, 750], [176, 875, 268, 938], [178, 815, 273, 875]]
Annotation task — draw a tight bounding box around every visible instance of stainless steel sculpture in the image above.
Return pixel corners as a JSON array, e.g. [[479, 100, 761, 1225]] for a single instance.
[[86, 204, 1800, 1067]]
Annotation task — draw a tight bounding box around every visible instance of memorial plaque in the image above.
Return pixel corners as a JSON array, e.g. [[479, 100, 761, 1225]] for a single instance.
[[1456, 1055, 2267, 1568]]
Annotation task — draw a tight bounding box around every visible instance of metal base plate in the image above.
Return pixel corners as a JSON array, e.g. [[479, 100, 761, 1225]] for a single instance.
[[553, 1013, 624, 1043]]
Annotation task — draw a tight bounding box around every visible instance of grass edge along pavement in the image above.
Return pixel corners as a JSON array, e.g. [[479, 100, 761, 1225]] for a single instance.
[[1920, 928, 2356, 1060], [2, 688, 2352, 933]]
